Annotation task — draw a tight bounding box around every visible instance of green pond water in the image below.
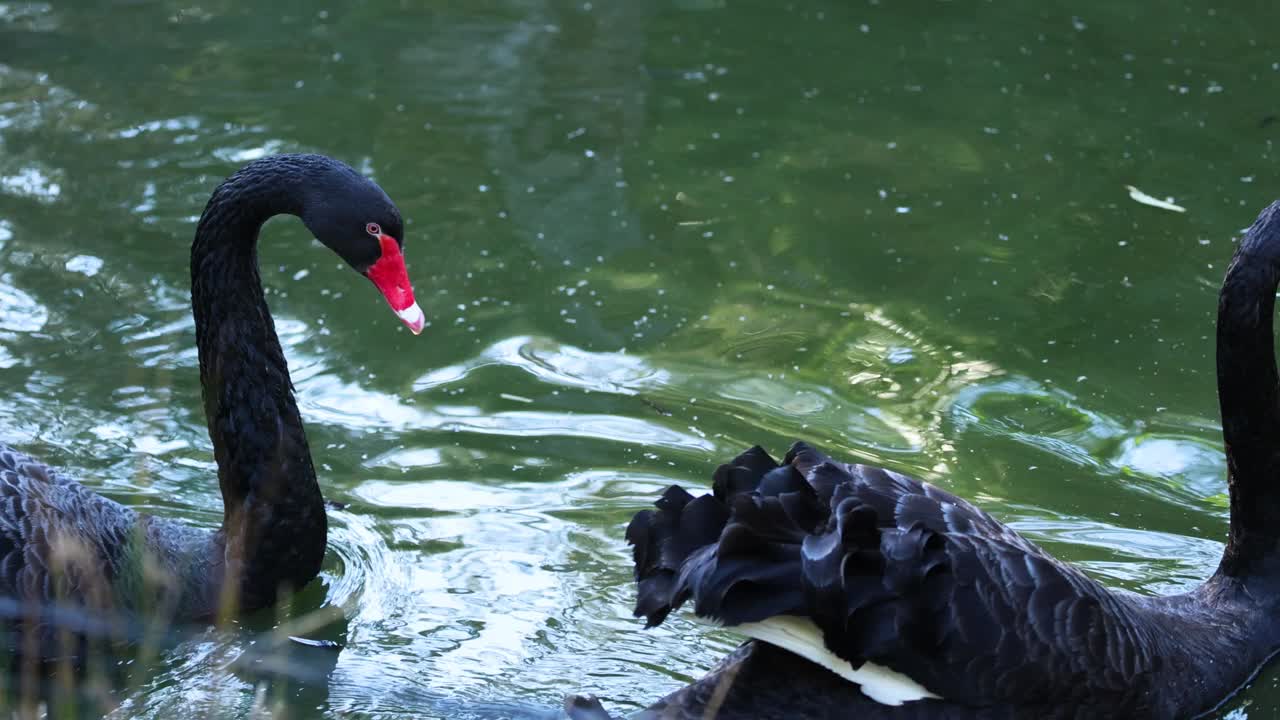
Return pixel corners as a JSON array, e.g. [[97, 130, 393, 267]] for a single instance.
[[0, 0, 1277, 717]]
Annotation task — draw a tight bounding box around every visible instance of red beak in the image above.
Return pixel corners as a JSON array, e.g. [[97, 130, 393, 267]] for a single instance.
[[364, 234, 424, 335]]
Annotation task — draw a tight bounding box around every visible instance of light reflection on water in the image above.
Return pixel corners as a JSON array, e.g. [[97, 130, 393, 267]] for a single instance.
[[0, 279, 47, 332], [415, 336, 668, 397], [950, 375, 1228, 512]]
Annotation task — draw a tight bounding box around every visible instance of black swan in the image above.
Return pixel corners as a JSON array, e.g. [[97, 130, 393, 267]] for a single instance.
[[0, 154, 422, 656], [591, 202, 1280, 719]]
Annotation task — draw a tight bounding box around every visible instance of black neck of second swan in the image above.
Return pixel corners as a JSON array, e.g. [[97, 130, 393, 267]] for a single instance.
[[190, 156, 328, 610], [1216, 201, 1280, 580]]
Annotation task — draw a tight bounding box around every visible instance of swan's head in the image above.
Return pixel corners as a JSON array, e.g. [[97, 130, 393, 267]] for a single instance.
[[300, 171, 425, 335]]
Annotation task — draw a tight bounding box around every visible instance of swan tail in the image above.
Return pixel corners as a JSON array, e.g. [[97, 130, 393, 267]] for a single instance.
[[629, 445, 835, 628]]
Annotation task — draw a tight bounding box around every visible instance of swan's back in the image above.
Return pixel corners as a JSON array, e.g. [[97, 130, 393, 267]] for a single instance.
[[628, 443, 1263, 718], [0, 444, 218, 652]]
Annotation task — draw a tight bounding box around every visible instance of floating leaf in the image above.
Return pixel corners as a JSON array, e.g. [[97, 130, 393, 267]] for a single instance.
[[1125, 185, 1186, 213], [288, 636, 342, 650]]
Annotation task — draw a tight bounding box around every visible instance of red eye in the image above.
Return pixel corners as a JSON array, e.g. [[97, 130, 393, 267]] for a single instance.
[[365, 222, 382, 236]]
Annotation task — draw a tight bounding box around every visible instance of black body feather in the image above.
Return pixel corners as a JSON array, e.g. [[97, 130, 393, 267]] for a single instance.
[[611, 201, 1280, 719]]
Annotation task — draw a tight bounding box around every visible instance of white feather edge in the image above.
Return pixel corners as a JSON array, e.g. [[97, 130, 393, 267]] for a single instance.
[[697, 614, 940, 706]]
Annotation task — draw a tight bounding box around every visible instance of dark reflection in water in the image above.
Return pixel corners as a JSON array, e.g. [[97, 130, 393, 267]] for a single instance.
[[1, 0, 1278, 717]]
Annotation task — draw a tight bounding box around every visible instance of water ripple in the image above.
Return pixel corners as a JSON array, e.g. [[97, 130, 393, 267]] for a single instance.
[[0, 276, 47, 332], [415, 335, 667, 396], [948, 375, 1228, 509]]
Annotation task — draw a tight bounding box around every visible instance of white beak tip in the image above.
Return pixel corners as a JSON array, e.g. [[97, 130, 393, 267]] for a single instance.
[[396, 301, 425, 335]]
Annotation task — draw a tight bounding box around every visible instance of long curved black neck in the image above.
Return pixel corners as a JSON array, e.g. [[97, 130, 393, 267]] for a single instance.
[[1215, 201, 1280, 581], [190, 156, 328, 611]]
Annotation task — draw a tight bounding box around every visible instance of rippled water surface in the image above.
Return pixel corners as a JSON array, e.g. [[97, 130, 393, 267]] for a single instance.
[[1, 1, 1278, 717]]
